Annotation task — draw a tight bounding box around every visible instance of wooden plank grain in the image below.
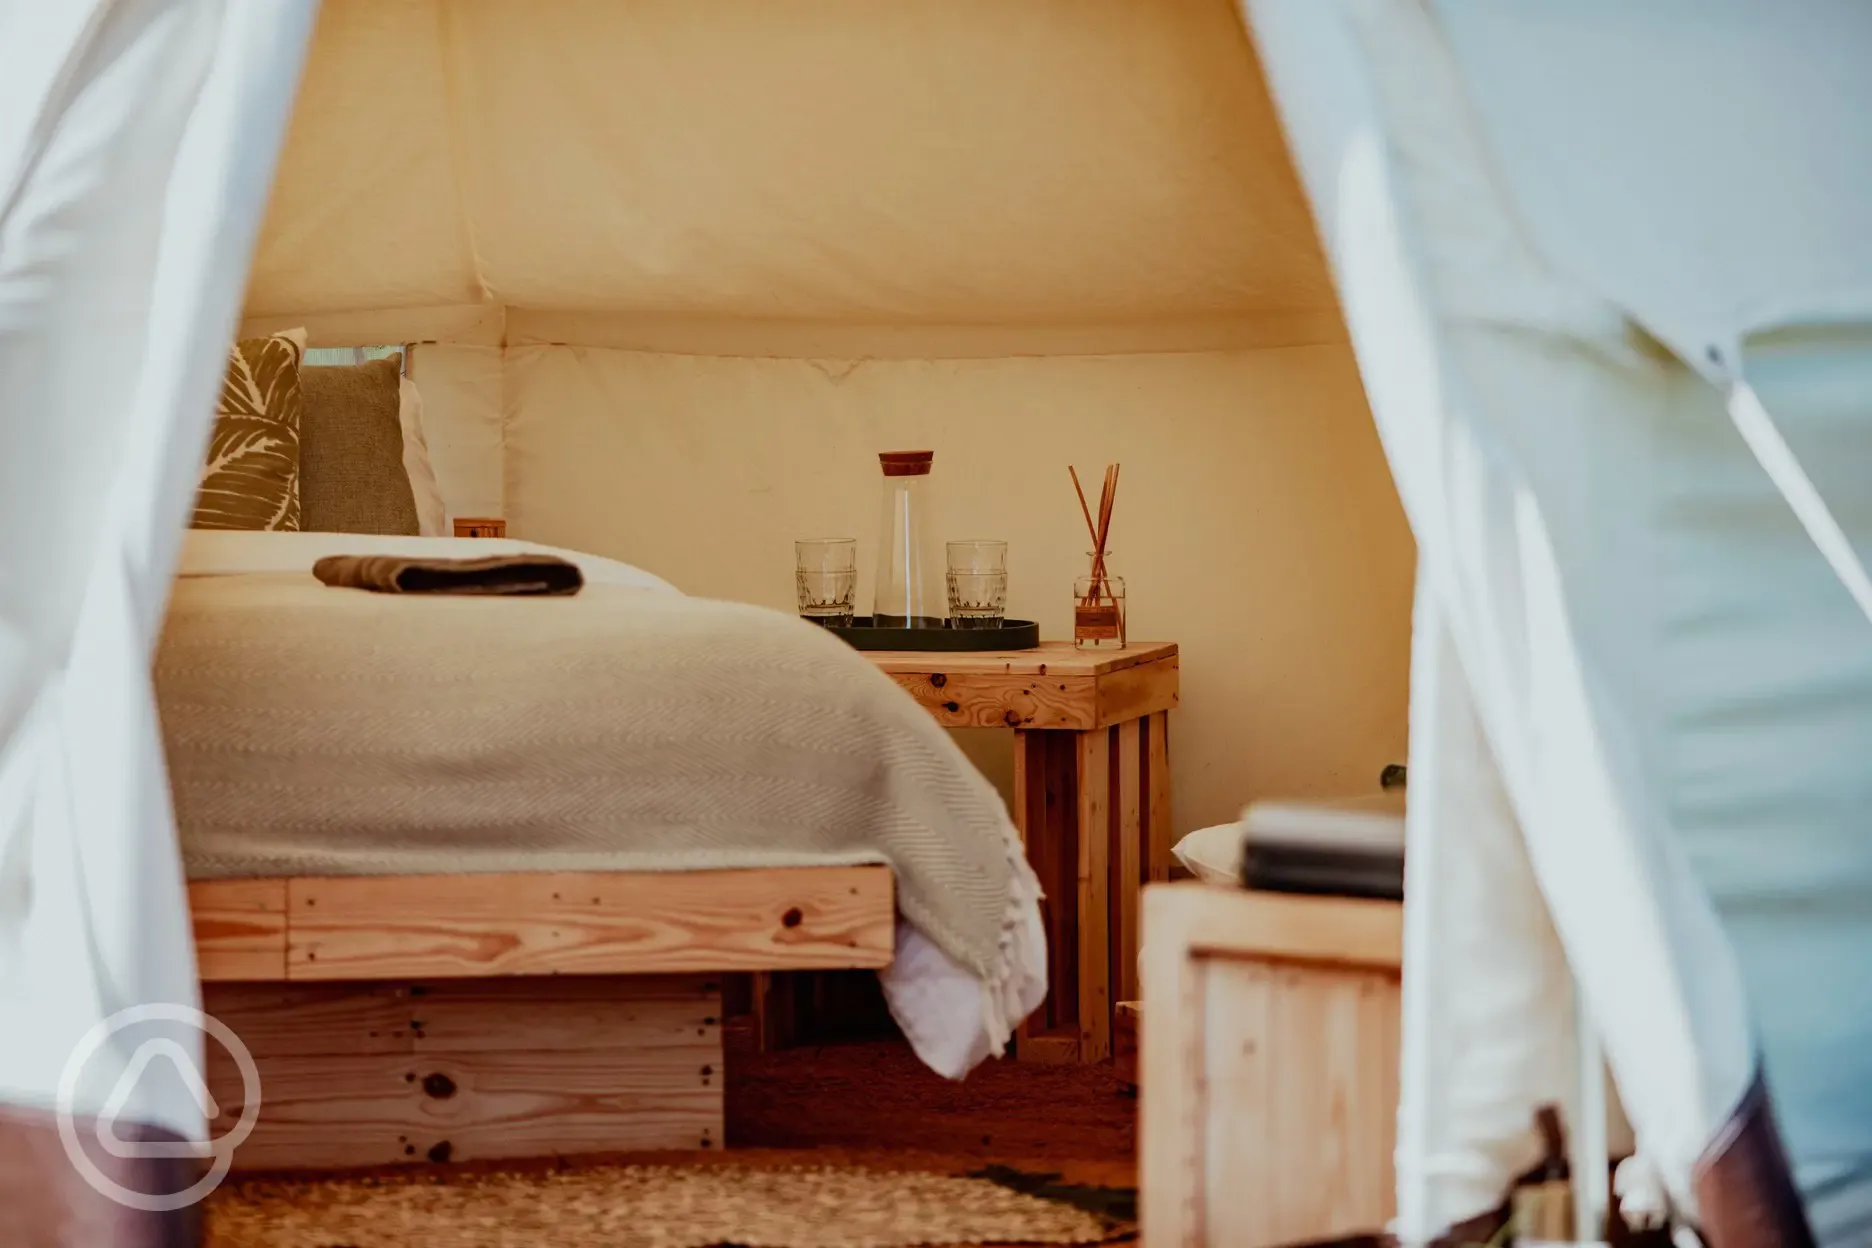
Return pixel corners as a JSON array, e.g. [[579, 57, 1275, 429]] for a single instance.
[[1199, 958, 1276, 1248], [1115, 719, 1144, 1004], [1264, 964, 1396, 1243], [1267, 967, 1334, 1242], [1146, 711, 1173, 884], [886, 668, 1096, 730], [206, 975, 723, 1170], [408, 976, 718, 1054], [1115, 1000, 1140, 1092], [202, 975, 718, 1060], [190, 879, 288, 982], [1353, 971, 1403, 1231], [1141, 883, 1403, 1246], [1010, 731, 1043, 1051], [1016, 1031, 1080, 1065], [1094, 655, 1180, 729], [751, 971, 798, 1053], [1040, 733, 1079, 1034], [1075, 730, 1112, 1062], [1376, 971, 1403, 1228], [866, 640, 1177, 679], [1012, 730, 1046, 848], [203, 982, 415, 1057], [1141, 884, 1204, 1246], [1151, 883, 1402, 972], [286, 866, 893, 981], [208, 1043, 721, 1170]]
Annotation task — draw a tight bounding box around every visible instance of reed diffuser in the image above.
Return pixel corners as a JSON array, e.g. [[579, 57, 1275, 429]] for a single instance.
[[1070, 463, 1125, 648]]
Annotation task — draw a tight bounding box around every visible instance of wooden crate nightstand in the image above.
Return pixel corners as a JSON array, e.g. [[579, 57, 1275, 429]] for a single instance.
[[1116, 1000, 1140, 1091], [453, 517, 506, 539], [869, 641, 1179, 1063]]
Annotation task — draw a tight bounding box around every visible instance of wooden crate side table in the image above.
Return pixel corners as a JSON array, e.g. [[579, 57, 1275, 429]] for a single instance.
[[870, 641, 1179, 1063], [452, 517, 506, 538], [1140, 884, 1402, 1246]]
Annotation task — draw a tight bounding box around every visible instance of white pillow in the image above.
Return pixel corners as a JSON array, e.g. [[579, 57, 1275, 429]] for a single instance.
[[1171, 822, 1246, 885], [1171, 793, 1408, 886], [398, 374, 448, 537]]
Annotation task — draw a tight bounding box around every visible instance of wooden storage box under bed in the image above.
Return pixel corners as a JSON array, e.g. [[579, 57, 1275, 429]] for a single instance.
[[189, 866, 893, 1170], [1140, 883, 1404, 1247]]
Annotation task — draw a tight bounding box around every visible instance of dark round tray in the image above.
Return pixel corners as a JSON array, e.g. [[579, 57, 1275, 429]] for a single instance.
[[816, 617, 1041, 652]]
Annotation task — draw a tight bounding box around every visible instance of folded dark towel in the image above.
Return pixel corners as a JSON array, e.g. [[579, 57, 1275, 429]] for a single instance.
[[311, 553, 584, 596]]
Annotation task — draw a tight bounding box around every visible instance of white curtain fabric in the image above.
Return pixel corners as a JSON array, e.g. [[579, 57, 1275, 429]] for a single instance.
[[1427, 0, 1872, 380], [1244, 1, 1872, 1243], [0, 0, 316, 1139]]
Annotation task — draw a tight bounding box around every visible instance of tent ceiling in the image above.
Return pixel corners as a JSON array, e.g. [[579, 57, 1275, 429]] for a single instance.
[[245, 0, 1335, 333]]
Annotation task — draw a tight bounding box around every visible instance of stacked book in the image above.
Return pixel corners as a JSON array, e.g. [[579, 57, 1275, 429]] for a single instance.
[[1237, 790, 1405, 901]]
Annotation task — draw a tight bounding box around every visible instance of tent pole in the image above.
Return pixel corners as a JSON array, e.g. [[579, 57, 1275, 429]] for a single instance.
[[1392, 573, 1447, 1245], [1572, 996, 1610, 1242]]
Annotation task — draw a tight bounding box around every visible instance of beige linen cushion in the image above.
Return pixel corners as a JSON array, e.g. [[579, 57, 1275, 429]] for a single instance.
[[299, 356, 420, 535]]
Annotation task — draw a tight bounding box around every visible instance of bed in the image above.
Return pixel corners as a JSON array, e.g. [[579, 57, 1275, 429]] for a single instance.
[[160, 530, 1047, 1169]]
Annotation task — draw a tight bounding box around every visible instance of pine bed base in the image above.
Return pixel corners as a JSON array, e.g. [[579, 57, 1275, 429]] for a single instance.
[[187, 866, 893, 1170]]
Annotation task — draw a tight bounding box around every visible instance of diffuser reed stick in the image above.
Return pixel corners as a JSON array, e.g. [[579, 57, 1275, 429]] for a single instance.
[[1069, 466, 1100, 593], [1070, 463, 1120, 602], [1093, 463, 1119, 598]]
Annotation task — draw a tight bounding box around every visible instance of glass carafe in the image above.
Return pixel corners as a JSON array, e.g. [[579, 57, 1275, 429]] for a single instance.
[[873, 450, 944, 628]]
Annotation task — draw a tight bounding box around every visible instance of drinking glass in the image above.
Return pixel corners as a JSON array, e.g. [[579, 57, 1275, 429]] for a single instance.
[[796, 538, 857, 626], [946, 539, 1007, 575], [947, 540, 1008, 628]]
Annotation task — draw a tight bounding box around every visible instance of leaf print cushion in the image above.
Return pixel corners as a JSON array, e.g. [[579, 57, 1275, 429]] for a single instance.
[[192, 328, 307, 531]]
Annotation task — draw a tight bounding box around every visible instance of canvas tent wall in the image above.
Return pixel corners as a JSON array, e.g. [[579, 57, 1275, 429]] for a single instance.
[[236, 0, 1417, 833]]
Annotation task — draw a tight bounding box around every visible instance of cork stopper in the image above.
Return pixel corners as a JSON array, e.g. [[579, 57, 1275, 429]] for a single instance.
[[879, 450, 934, 477]]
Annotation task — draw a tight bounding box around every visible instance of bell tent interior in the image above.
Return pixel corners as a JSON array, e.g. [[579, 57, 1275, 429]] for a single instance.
[[10, 0, 1870, 1245], [238, 0, 1415, 819], [156, 0, 1419, 1238]]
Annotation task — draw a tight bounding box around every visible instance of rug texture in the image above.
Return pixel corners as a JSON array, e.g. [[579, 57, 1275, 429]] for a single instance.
[[205, 1162, 1122, 1247]]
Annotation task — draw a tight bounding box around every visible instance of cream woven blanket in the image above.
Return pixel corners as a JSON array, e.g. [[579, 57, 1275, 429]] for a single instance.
[[157, 547, 1044, 1075]]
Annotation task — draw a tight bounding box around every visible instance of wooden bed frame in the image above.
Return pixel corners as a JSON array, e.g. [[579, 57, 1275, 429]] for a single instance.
[[1140, 883, 1403, 1247], [188, 865, 893, 1170]]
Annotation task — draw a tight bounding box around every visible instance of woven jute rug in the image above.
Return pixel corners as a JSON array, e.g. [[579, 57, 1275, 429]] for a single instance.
[[205, 1162, 1124, 1247]]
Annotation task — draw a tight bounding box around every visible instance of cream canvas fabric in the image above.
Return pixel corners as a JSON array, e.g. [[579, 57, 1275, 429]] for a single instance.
[[408, 343, 503, 523], [399, 375, 449, 536], [498, 342, 1410, 833], [244, 0, 1337, 332]]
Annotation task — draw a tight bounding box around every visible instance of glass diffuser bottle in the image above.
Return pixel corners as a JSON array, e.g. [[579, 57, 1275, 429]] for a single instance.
[[873, 450, 943, 628]]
